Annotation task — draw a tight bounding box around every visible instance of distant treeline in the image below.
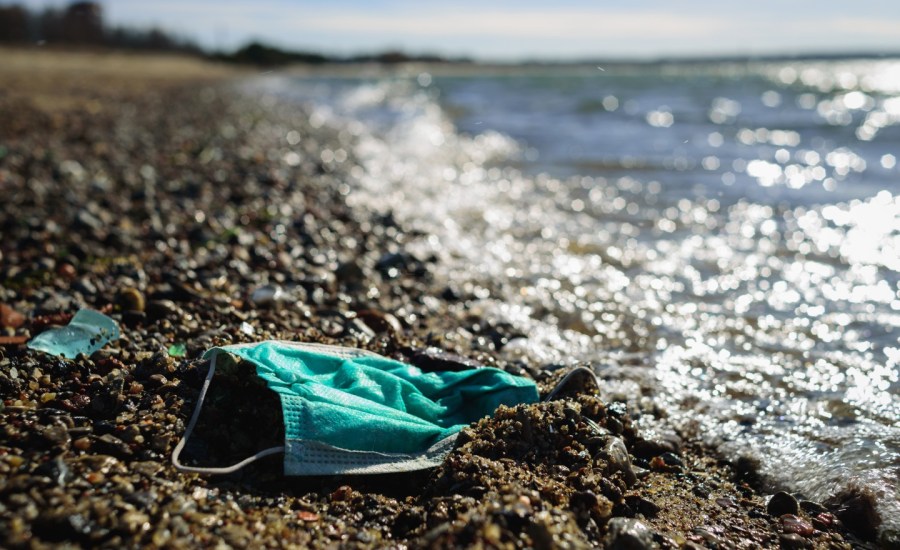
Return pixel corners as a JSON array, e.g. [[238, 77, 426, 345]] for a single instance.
[[212, 42, 471, 66], [0, 1, 200, 53], [0, 1, 470, 66]]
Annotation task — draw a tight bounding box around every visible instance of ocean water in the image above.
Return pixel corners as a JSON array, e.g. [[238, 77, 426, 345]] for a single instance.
[[249, 59, 900, 542]]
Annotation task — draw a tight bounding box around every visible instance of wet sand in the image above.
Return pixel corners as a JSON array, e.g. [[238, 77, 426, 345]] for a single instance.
[[0, 49, 874, 548]]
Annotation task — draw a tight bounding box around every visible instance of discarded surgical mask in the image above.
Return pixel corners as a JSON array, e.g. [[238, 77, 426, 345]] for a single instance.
[[27, 308, 120, 359], [172, 341, 540, 476]]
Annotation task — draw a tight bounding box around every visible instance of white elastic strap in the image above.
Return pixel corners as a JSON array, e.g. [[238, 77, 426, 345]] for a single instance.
[[543, 366, 601, 402], [172, 352, 285, 474]]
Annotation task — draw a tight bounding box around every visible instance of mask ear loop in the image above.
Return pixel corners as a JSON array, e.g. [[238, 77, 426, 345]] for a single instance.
[[172, 352, 285, 474], [543, 366, 601, 402]]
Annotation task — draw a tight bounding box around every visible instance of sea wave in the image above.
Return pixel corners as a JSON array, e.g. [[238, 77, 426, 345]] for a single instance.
[[247, 67, 900, 542]]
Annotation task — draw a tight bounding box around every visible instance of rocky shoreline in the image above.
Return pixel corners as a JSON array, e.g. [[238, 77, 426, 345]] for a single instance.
[[0, 53, 879, 548]]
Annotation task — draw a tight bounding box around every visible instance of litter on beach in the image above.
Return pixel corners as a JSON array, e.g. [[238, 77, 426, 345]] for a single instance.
[[26, 308, 120, 359], [172, 341, 540, 475]]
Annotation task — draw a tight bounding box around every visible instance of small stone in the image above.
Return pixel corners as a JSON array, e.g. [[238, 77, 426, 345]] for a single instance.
[[150, 433, 172, 453], [781, 514, 814, 537], [812, 512, 837, 530], [34, 455, 69, 486], [93, 433, 132, 458], [73, 437, 91, 451], [0, 303, 25, 329], [767, 491, 800, 517], [571, 490, 613, 521], [249, 284, 284, 306], [115, 288, 145, 312], [335, 261, 365, 286], [625, 494, 661, 517], [41, 424, 70, 447], [632, 432, 682, 459], [57, 263, 77, 280], [120, 511, 150, 534], [331, 485, 353, 501], [86, 471, 106, 484], [356, 309, 403, 335], [146, 299, 180, 321], [297, 510, 319, 522], [779, 533, 813, 549], [799, 500, 827, 514], [600, 436, 637, 486], [604, 517, 655, 550], [220, 524, 252, 547], [132, 461, 162, 478]]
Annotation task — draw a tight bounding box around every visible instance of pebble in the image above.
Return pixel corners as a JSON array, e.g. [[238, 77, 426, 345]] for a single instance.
[[779, 533, 813, 549], [0, 303, 25, 329], [782, 514, 814, 536], [250, 284, 284, 306], [767, 491, 800, 517], [40, 424, 70, 447], [631, 431, 682, 459], [604, 517, 655, 550], [116, 288, 145, 312], [355, 309, 403, 335], [601, 437, 637, 486], [92, 434, 132, 458], [146, 300, 181, 321]]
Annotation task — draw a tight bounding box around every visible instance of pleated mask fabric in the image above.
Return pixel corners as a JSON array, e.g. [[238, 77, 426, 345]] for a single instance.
[[172, 340, 539, 475]]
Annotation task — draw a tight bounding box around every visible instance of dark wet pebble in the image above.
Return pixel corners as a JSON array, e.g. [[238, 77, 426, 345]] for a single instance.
[[145, 299, 181, 321], [335, 261, 366, 287], [356, 309, 403, 335], [40, 424, 71, 447], [631, 432, 681, 459], [92, 433, 133, 458], [779, 533, 813, 549], [624, 495, 661, 518], [767, 491, 800, 517], [115, 288, 145, 312], [33, 455, 70, 486], [604, 517, 655, 550], [799, 500, 827, 514]]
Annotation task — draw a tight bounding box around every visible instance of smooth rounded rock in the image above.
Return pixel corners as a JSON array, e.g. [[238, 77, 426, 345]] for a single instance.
[[767, 491, 800, 517], [601, 436, 638, 486], [115, 288, 145, 312], [604, 517, 655, 550]]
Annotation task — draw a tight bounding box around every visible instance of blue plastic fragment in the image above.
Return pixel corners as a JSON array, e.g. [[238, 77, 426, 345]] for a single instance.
[[27, 309, 120, 359]]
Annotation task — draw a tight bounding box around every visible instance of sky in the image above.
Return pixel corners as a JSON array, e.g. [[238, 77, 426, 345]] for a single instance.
[[18, 0, 900, 61]]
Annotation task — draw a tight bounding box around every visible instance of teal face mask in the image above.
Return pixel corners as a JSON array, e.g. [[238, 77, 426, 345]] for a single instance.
[[172, 341, 539, 475]]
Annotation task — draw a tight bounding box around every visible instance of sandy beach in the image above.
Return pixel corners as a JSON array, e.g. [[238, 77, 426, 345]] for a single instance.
[[0, 49, 876, 548]]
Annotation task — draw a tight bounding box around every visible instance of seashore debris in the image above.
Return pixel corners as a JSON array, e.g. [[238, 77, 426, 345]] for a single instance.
[[172, 341, 540, 475], [26, 309, 120, 359]]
